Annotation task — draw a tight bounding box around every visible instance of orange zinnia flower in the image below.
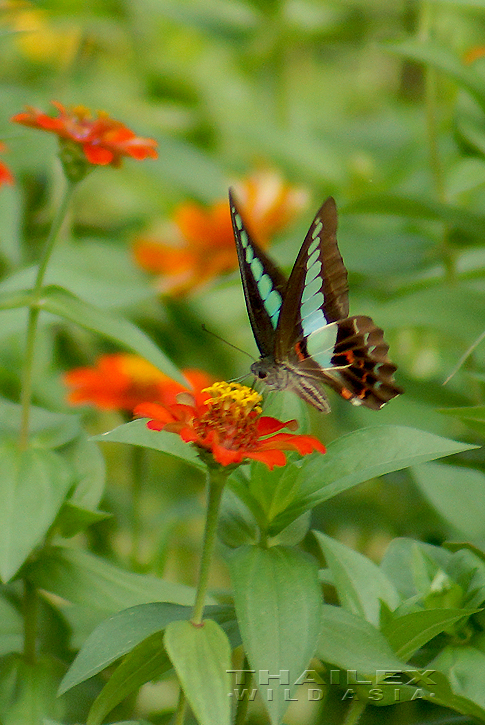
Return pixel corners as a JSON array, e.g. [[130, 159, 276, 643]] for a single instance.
[[64, 353, 212, 413], [0, 143, 14, 186], [133, 170, 308, 296], [135, 381, 325, 470], [11, 101, 158, 167]]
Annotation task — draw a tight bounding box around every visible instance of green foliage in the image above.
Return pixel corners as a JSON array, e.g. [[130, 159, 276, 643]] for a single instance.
[[1, 0, 485, 723]]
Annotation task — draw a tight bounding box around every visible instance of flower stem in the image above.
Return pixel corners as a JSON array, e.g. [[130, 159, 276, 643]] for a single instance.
[[19, 179, 76, 449], [23, 578, 38, 664], [191, 466, 228, 625]]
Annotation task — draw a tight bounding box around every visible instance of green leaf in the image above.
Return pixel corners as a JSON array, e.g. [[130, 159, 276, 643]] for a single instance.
[[0, 597, 23, 656], [429, 645, 485, 718], [59, 602, 190, 695], [412, 462, 485, 539], [0, 398, 80, 449], [66, 436, 106, 511], [382, 609, 475, 662], [59, 602, 238, 695], [385, 39, 485, 113], [38, 285, 185, 384], [26, 545, 199, 613], [439, 405, 485, 423], [380, 538, 453, 599], [345, 193, 485, 240], [86, 631, 170, 725], [228, 545, 322, 725], [314, 532, 399, 626], [317, 605, 408, 674], [0, 443, 73, 583], [0, 654, 65, 725], [91, 420, 204, 471], [54, 503, 111, 539], [0, 288, 32, 312], [164, 619, 231, 725], [271, 427, 475, 533], [248, 460, 302, 522]]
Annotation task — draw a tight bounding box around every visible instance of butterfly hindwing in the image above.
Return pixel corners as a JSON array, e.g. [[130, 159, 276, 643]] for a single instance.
[[321, 315, 403, 409], [229, 189, 287, 357]]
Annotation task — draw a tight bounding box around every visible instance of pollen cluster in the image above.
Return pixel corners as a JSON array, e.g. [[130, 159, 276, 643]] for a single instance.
[[194, 382, 263, 450], [202, 382, 262, 416]]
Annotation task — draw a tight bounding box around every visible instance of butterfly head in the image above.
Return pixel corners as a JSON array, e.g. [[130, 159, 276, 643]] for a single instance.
[[251, 357, 290, 390]]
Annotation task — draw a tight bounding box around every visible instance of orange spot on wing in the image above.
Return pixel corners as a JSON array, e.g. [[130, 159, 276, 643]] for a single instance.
[[294, 341, 306, 361], [340, 388, 353, 400]]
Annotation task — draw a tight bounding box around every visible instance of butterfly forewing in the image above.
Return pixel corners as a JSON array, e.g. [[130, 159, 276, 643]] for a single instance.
[[229, 188, 287, 357], [275, 196, 349, 361]]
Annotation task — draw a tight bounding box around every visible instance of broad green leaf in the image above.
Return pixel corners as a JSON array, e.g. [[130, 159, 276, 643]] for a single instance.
[[0, 288, 32, 312], [248, 460, 302, 522], [317, 605, 408, 675], [0, 398, 80, 449], [0, 654, 65, 725], [59, 602, 189, 694], [412, 462, 485, 539], [314, 532, 399, 626], [164, 619, 231, 725], [345, 193, 485, 240], [91, 420, 204, 471], [54, 503, 111, 539], [382, 608, 475, 662], [228, 545, 322, 725], [429, 645, 485, 718], [380, 538, 452, 599], [26, 545, 198, 613], [86, 632, 170, 725], [66, 436, 106, 511], [271, 427, 475, 533], [60, 602, 238, 694], [0, 443, 73, 583], [385, 39, 485, 113], [38, 285, 185, 384]]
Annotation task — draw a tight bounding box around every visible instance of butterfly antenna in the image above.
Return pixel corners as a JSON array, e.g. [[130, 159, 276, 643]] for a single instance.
[[201, 324, 254, 361]]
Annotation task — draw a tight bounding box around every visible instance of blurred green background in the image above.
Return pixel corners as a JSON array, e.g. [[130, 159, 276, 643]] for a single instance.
[[2, 0, 485, 722]]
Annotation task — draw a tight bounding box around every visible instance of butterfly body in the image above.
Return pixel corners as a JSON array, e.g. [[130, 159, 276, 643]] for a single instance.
[[230, 190, 402, 412]]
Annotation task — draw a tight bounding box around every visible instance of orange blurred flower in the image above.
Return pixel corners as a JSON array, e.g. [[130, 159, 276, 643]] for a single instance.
[[64, 353, 213, 413], [133, 170, 308, 296], [11, 101, 158, 167], [0, 142, 14, 186], [135, 381, 325, 470]]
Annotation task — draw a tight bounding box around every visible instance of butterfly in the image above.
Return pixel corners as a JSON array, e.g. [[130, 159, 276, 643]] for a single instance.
[[229, 189, 403, 413]]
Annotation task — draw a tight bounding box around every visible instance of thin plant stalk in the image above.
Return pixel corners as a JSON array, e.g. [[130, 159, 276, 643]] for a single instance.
[[19, 179, 76, 448], [191, 466, 228, 625], [172, 464, 228, 724], [418, 0, 456, 281], [23, 578, 38, 665]]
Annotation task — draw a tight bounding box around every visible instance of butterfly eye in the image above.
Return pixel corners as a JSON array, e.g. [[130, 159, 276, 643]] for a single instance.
[[257, 371, 267, 380]]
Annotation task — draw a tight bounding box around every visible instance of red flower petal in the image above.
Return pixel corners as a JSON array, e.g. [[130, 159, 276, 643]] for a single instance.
[[257, 416, 298, 436], [245, 449, 287, 470]]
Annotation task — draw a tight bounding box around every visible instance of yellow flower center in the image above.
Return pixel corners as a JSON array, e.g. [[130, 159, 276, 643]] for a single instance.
[[195, 382, 262, 450]]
